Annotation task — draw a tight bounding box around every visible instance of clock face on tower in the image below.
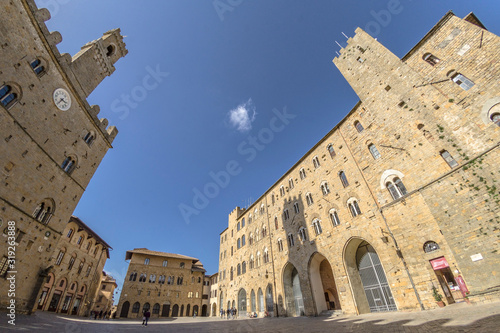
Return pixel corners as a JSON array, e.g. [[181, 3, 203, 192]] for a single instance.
[[53, 88, 72, 111]]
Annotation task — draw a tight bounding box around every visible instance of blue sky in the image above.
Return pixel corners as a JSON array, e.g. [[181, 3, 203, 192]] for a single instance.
[[36, 0, 500, 300]]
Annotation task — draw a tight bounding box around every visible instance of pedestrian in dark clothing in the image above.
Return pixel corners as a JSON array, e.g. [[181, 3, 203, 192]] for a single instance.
[[234, 307, 237, 318], [142, 310, 151, 326], [99, 310, 103, 319], [94, 311, 98, 320]]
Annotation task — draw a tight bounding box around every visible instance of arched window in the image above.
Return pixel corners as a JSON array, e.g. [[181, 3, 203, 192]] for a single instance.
[[491, 113, 500, 126], [55, 250, 65, 265], [283, 209, 290, 220], [289, 178, 294, 189], [132, 302, 140, 313], [83, 131, 95, 146], [249, 255, 254, 269], [86, 241, 92, 251], [237, 222, 240, 231], [230, 267, 234, 280], [312, 156, 320, 168], [144, 258, 150, 265], [386, 177, 408, 200], [450, 72, 474, 90], [354, 121, 364, 133], [306, 193, 313, 206], [262, 225, 267, 238], [30, 58, 46, 76], [241, 218, 245, 228], [263, 248, 269, 263], [242, 261, 246, 274], [129, 272, 137, 281], [312, 219, 322, 235], [339, 171, 349, 187], [143, 303, 151, 313], [249, 232, 253, 245], [327, 144, 336, 158], [152, 303, 160, 314], [348, 199, 362, 217], [423, 241, 440, 253], [277, 238, 284, 252], [368, 144, 381, 159], [280, 185, 285, 197], [274, 216, 279, 230], [139, 273, 147, 282], [237, 238, 241, 249], [32, 199, 54, 225], [106, 44, 115, 57], [271, 193, 275, 205], [298, 227, 307, 242], [329, 209, 340, 226], [293, 202, 300, 214], [287, 233, 294, 247], [321, 182, 330, 195], [149, 274, 156, 283], [66, 229, 74, 238], [242, 235, 246, 246], [237, 264, 241, 276], [180, 262, 185, 268], [0, 84, 19, 109], [256, 252, 261, 267], [163, 260, 168, 267], [422, 53, 440, 66], [61, 156, 77, 174], [299, 168, 306, 180]]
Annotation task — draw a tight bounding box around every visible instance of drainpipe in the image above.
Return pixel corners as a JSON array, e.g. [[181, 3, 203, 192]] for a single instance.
[[265, 196, 279, 317]]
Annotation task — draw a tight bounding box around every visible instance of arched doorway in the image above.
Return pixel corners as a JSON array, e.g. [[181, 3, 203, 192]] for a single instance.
[[193, 305, 199, 316], [345, 239, 396, 313], [171, 304, 179, 317], [238, 288, 247, 317], [257, 288, 264, 313], [227, 300, 231, 311], [161, 303, 170, 317], [180, 304, 184, 316], [266, 284, 274, 314], [250, 290, 256, 312], [283, 263, 305, 316], [186, 304, 191, 317], [120, 301, 130, 318], [48, 278, 67, 312], [202, 304, 207, 316], [211, 303, 217, 316], [309, 252, 341, 315], [38, 273, 55, 310]]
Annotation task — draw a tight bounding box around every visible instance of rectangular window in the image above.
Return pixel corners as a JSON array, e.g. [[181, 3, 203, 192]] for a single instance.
[[440, 150, 458, 168], [452, 74, 474, 91], [56, 251, 65, 265]]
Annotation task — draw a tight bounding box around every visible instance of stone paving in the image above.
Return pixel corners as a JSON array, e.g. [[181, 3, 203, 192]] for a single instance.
[[1, 301, 499, 332]]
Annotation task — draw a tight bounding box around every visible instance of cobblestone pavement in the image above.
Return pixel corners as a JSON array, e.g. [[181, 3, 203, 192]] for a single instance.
[[2, 301, 499, 332]]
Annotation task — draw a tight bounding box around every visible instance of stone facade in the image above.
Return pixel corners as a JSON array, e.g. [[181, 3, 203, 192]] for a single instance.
[[217, 11, 500, 317], [36, 216, 111, 316], [116, 248, 207, 319], [92, 271, 117, 316], [0, 0, 127, 313], [208, 273, 219, 316]]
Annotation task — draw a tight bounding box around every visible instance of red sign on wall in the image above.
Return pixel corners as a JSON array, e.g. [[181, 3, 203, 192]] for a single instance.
[[430, 257, 449, 270], [455, 275, 469, 297]]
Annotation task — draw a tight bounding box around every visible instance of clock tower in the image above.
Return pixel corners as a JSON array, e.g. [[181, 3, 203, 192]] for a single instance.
[[70, 29, 128, 98]]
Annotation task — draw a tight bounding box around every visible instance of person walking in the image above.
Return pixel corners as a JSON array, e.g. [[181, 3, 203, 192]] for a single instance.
[[142, 309, 151, 326], [220, 308, 223, 319], [234, 307, 237, 319], [98, 310, 103, 319]]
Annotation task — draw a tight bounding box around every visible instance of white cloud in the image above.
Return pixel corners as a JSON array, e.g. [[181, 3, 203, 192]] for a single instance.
[[228, 99, 256, 132]]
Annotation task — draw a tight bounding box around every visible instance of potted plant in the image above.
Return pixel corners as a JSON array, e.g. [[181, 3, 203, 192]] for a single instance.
[[432, 286, 445, 307]]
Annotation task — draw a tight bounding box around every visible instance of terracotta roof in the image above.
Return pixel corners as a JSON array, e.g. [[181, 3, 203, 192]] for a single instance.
[[125, 248, 200, 262], [70, 216, 112, 258]]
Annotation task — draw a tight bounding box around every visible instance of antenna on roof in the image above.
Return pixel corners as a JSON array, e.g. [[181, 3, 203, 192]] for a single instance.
[[335, 51, 340, 56], [341, 32, 349, 39], [335, 40, 343, 48]]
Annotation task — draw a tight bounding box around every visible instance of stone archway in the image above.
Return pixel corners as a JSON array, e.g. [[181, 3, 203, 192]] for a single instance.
[[309, 252, 341, 315], [120, 301, 130, 318], [283, 262, 305, 316], [238, 288, 247, 317], [344, 238, 396, 313]]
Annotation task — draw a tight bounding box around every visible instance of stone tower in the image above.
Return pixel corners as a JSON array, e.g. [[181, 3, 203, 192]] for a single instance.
[[0, 0, 127, 313]]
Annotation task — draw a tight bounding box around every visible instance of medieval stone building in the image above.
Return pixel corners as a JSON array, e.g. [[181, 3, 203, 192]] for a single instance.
[[116, 248, 209, 318], [92, 271, 118, 316], [0, 0, 127, 313], [218, 11, 500, 317], [36, 216, 112, 316]]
